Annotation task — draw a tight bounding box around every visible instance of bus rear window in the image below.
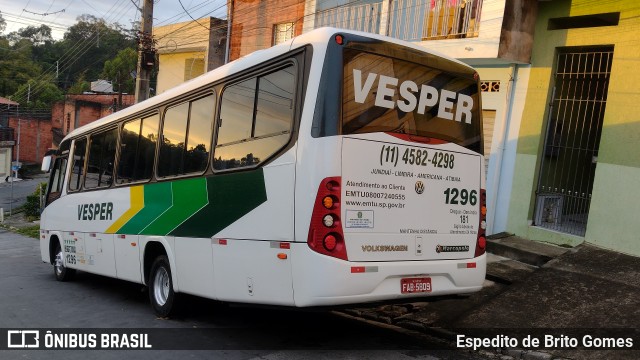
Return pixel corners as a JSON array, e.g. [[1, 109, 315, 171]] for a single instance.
[[342, 49, 481, 151]]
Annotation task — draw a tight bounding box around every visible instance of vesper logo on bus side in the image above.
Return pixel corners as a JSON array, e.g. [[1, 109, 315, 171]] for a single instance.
[[78, 202, 114, 221], [352, 69, 474, 124]]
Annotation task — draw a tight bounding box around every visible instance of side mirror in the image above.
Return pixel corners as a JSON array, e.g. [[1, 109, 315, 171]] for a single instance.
[[41, 155, 52, 172]]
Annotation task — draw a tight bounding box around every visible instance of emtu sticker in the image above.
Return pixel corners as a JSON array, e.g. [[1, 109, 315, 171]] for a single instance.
[[345, 210, 374, 228]]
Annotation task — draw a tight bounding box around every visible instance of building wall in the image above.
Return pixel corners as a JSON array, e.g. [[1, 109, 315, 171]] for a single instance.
[[8, 117, 53, 164], [229, 0, 305, 60], [154, 17, 228, 94], [0, 148, 12, 177], [51, 94, 135, 136], [506, 0, 640, 255], [156, 51, 207, 94], [473, 65, 530, 235]]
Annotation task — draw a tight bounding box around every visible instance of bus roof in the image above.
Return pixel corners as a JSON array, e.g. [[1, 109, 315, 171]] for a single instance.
[[63, 27, 474, 142]]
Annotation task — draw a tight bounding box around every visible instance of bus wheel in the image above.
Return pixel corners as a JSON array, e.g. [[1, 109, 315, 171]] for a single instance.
[[149, 255, 176, 317], [53, 242, 75, 282]]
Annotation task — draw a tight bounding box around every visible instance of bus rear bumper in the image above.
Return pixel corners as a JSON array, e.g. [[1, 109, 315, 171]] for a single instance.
[[291, 244, 486, 307]]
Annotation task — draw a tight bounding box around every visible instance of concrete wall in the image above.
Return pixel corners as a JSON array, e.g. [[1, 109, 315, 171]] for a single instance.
[[0, 148, 10, 178], [506, 0, 640, 256], [154, 17, 227, 94], [156, 51, 206, 94], [473, 64, 530, 235]]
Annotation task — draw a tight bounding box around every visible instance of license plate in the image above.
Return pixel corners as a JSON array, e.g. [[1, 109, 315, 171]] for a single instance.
[[400, 277, 432, 294]]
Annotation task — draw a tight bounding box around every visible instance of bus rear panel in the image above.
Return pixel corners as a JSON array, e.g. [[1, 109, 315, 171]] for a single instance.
[[293, 30, 486, 306]]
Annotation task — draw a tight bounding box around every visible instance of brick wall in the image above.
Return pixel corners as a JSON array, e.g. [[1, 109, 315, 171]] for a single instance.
[[8, 94, 136, 164], [230, 0, 305, 60], [8, 117, 53, 164], [51, 94, 136, 136]]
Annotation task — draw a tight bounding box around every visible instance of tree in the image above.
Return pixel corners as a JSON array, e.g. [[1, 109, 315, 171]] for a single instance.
[[0, 13, 6, 34], [59, 14, 136, 89], [67, 71, 90, 94], [12, 80, 63, 110], [16, 25, 53, 45], [102, 47, 137, 108], [0, 37, 41, 98]]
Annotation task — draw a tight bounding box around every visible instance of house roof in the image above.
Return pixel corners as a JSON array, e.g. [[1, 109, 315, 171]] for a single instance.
[[0, 97, 18, 106]]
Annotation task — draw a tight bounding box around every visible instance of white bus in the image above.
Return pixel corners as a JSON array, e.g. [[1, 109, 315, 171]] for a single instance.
[[41, 28, 487, 317]]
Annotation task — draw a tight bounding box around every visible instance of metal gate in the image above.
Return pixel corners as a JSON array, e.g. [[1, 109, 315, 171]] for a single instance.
[[534, 46, 613, 236]]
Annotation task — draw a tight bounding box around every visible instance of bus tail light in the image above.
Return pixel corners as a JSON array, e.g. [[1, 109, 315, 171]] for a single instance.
[[475, 189, 487, 257], [308, 177, 348, 260]]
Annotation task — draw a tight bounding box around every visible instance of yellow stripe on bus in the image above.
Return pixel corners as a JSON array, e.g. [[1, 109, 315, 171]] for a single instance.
[[105, 186, 144, 233]]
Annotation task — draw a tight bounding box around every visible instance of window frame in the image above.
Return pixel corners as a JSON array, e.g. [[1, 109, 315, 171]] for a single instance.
[[273, 22, 295, 45], [212, 59, 299, 174], [45, 154, 69, 206], [67, 136, 89, 193], [58, 46, 310, 190], [83, 126, 118, 190], [156, 91, 216, 180], [115, 112, 160, 186]]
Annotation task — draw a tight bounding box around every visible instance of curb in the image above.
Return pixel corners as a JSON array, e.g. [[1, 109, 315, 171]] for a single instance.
[[487, 240, 553, 267]]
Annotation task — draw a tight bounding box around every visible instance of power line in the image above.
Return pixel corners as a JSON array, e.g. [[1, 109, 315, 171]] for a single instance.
[[22, 8, 66, 17], [177, 0, 210, 31], [11, 0, 134, 104]]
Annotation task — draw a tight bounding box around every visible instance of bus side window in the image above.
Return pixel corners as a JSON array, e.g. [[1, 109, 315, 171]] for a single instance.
[[214, 65, 295, 170], [117, 114, 159, 184], [45, 157, 68, 206], [85, 128, 118, 189], [69, 138, 87, 191], [158, 94, 215, 177]]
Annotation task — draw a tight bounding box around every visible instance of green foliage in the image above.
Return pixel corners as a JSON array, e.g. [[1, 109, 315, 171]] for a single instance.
[[15, 226, 41, 239], [0, 38, 42, 97], [102, 48, 138, 94], [0, 13, 138, 99], [16, 25, 53, 45], [23, 183, 47, 219], [67, 72, 91, 94], [13, 80, 64, 109], [60, 14, 137, 87], [0, 13, 6, 34]]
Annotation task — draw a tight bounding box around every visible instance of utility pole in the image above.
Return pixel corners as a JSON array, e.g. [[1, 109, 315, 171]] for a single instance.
[[135, 0, 154, 103]]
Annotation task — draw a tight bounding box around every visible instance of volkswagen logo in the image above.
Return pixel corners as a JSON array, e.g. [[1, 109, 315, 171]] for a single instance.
[[415, 181, 424, 194]]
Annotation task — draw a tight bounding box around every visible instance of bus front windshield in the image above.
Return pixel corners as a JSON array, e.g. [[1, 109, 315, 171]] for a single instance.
[[341, 48, 482, 152]]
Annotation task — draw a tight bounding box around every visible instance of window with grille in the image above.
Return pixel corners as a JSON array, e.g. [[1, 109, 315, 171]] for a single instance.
[[273, 23, 295, 45]]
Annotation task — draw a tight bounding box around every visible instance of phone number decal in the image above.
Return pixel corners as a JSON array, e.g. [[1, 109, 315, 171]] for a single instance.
[[380, 144, 455, 169]]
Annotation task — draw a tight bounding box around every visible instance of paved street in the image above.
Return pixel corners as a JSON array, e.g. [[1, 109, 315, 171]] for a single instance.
[[0, 228, 488, 360], [0, 174, 48, 213]]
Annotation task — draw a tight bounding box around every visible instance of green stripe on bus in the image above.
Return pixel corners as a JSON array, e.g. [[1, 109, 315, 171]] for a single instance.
[[170, 169, 267, 238], [118, 182, 173, 234], [140, 177, 208, 235]]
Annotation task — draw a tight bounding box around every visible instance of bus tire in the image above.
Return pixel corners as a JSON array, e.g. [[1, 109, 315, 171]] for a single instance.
[[53, 242, 75, 282], [149, 255, 176, 317]]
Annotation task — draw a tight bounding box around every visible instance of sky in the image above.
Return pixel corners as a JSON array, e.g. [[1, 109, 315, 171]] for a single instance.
[[1, 0, 228, 40]]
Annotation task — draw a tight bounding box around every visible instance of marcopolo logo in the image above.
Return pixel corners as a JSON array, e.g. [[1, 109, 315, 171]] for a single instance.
[[436, 245, 470, 253], [415, 181, 424, 194]]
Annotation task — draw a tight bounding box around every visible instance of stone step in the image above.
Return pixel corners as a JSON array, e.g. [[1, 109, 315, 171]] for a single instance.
[[487, 233, 570, 267]]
